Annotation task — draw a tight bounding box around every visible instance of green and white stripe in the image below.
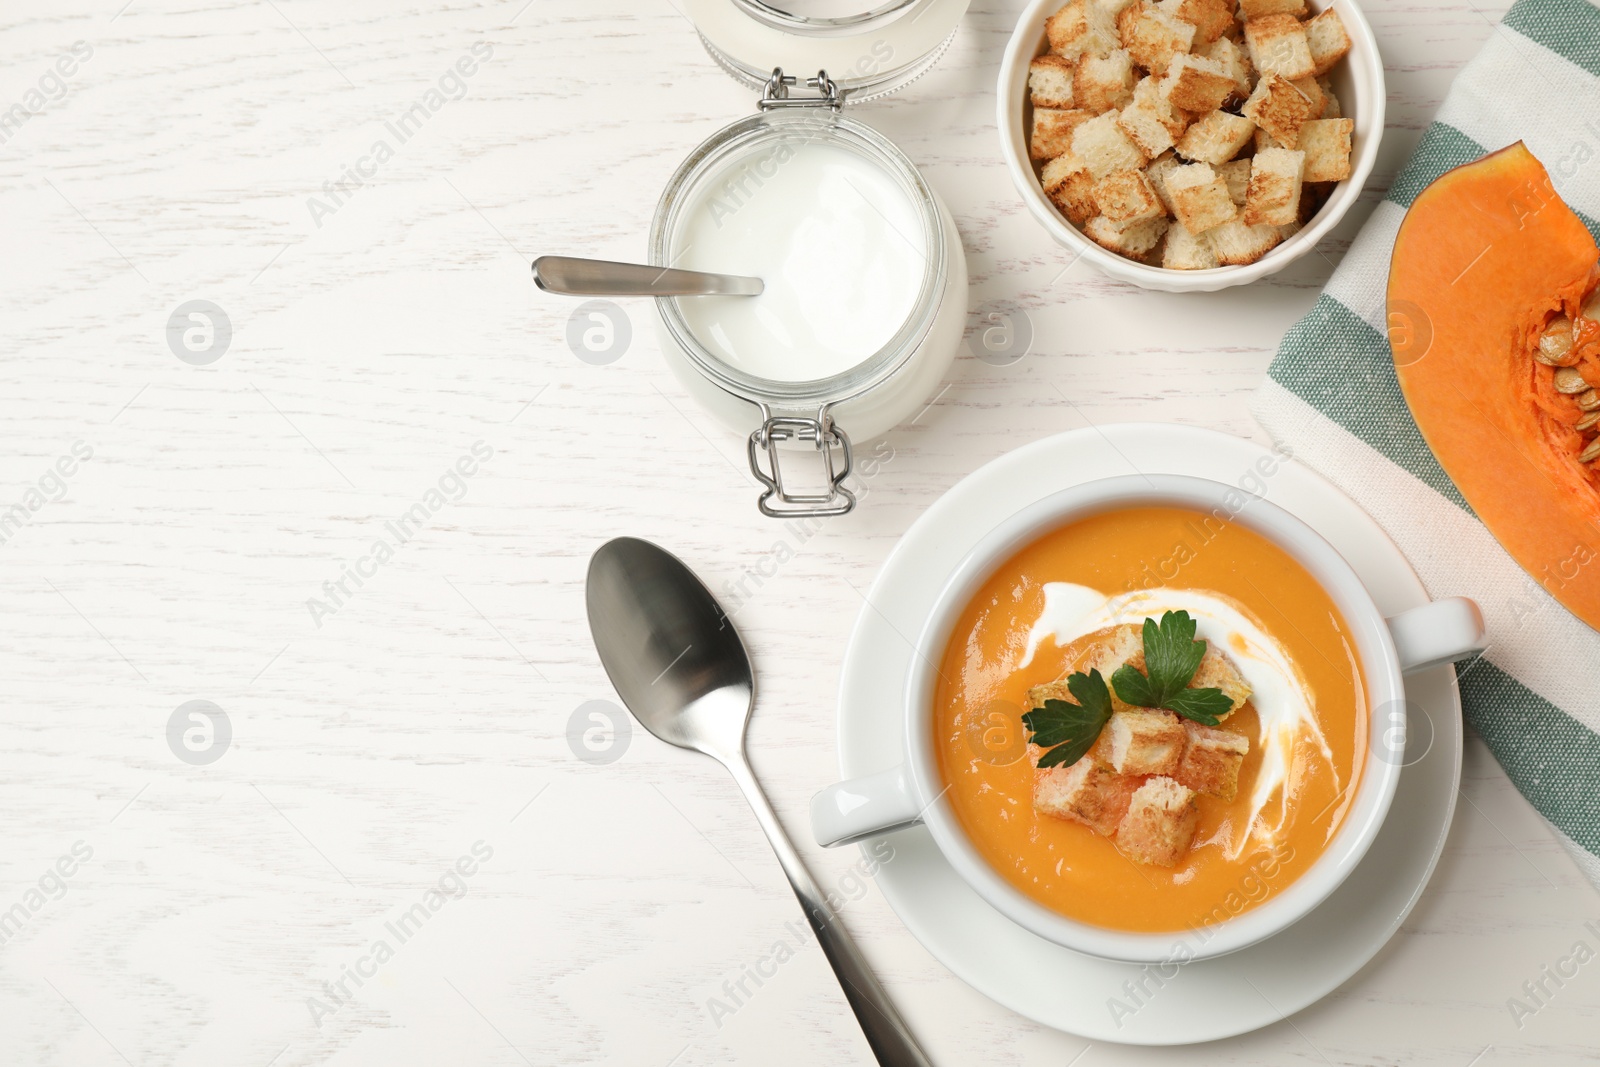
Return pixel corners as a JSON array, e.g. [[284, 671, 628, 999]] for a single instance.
[[1251, 0, 1600, 884]]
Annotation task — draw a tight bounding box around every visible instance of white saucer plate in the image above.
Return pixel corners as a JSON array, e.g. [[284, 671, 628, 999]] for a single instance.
[[835, 423, 1461, 1045]]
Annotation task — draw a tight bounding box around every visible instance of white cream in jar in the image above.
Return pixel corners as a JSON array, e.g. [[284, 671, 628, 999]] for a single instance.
[[650, 108, 967, 515], [670, 140, 929, 383]]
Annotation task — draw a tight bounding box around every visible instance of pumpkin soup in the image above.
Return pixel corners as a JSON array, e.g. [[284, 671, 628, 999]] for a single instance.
[[933, 505, 1367, 932]]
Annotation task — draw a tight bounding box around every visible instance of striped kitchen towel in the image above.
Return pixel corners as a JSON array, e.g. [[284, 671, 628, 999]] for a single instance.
[[1251, 0, 1600, 888]]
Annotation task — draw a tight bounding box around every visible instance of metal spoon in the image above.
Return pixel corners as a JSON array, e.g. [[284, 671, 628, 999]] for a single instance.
[[585, 537, 933, 1067], [533, 255, 763, 297]]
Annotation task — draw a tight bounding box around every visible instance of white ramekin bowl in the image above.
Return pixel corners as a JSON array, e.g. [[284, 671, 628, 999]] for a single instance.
[[811, 475, 1484, 962], [996, 0, 1387, 292]]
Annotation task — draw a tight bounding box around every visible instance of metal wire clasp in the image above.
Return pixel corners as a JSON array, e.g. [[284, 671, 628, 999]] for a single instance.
[[747, 404, 856, 517], [758, 67, 844, 112]]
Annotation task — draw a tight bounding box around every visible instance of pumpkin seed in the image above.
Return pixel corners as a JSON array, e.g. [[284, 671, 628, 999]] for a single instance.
[[1536, 316, 1574, 367], [1579, 390, 1600, 411], [1539, 317, 1579, 366], [1554, 367, 1590, 394], [1581, 437, 1600, 463], [1577, 411, 1600, 433]]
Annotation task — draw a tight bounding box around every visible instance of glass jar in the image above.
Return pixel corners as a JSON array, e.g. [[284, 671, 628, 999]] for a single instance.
[[650, 71, 967, 517]]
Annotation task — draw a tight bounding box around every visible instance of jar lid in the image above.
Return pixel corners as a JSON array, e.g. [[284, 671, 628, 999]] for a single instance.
[[681, 0, 969, 102]]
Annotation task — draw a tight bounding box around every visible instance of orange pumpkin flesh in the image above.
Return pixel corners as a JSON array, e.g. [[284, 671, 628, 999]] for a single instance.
[[1388, 142, 1600, 627]]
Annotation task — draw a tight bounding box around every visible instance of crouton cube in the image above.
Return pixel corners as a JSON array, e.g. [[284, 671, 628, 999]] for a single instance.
[[1084, 214, 1170, 257], [1207, 216, 1287, 264], [1048, 0, 1123, 59], [1034, 753, 1140, 835], [1291, 75, 1327, 118], [1174, 110, 1255, 163], [1244, 14, 1315, 80], [1093, 168, 1166, 223], [1158, 0, 1233, 42], [1217, 158, 1252, 203], [1166, 162, 1238, 233], [1118, 2, 1198, 76], [1241, 72, 1315, 147], [1238, 0, 1307, 16], [1304, 7, 1352, 75], [1190, 643, 1248, 716], [1242, 146, 1304, 226], [1075, 624, 1147, 711], [1042, 152, 1099, 223], [1075, 48, 1137, 113], [1162, 219, 1220, 268], [1025, 678, 1074, 712], [1174, 722, 1249, 800], [1032, 107, 1095, 159], [1081, 624, 1167, 715], [1117, 75, 1190, 157], [1099, 0, 1141, 16], [1205, 36, 1254, 100], [1299, 117, 1354, 181], [1317, 75, 1341, 118], [1116, 776, 1199, 866], [1163, 52, 1236, 112], [1101, 708, 1187, 774], [1145, 151, 1182, 211], [1072, 110, 1149, 178], [1029, 54, 1077, 109], [1048, 182, 1099, 228], [1081, 622, 1143, 668]]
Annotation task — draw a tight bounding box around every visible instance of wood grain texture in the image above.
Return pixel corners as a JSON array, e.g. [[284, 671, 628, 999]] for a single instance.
[[1, 0, 1598, 1064]]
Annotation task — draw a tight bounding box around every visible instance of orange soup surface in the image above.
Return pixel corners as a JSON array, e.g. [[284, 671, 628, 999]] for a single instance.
[[934, 506, 1368, 932]]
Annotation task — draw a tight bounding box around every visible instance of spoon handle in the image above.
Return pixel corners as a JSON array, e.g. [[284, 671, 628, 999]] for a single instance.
[[726, 757, 934, 1067], [531, 256, 763, 297]]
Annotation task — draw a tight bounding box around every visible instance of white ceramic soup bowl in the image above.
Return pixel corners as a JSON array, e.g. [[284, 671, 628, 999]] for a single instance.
[[811, 474, 1483, 963], [996, 0, 1387, 292]]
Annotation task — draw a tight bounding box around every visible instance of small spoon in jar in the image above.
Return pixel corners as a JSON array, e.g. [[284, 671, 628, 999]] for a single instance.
[[532, 255, 763, 297]]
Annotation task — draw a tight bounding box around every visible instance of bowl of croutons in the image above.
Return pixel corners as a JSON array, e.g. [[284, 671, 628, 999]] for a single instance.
[[999, 0, 1384, 291]]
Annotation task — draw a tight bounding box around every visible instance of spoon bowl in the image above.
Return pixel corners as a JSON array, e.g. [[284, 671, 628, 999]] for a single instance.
[[585, 536, 753, 762]]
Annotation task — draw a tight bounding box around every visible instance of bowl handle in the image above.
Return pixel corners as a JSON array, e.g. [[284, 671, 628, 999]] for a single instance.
[[811, 765, 923, 848], [1385, 596, 1486, 675]]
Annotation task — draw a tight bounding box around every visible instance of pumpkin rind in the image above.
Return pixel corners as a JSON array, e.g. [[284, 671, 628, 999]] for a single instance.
[[1387, 142, 1600, 628]]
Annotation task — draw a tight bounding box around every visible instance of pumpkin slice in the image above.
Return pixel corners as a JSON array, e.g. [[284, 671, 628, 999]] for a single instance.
[[1387, 142, 1600, 628]]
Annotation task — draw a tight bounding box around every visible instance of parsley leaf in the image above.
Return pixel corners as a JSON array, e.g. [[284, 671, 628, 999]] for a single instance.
[[1021, 669, 1113, 769], [1162, 687, 1232, 726], [1111, 610, 1232, 727], [1108, 662, 1158, 709]]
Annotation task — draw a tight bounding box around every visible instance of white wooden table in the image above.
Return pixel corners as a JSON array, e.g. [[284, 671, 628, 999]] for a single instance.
[[3, 1, 1598, 1064]]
